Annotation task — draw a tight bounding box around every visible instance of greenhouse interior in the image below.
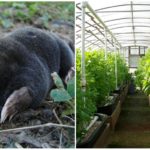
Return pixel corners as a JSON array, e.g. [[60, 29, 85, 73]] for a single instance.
[[76, 0, 150, 148]]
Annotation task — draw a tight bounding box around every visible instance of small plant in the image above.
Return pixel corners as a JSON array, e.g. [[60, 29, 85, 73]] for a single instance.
[[0, 2, 74, 29], [50, 72, 74, 116]]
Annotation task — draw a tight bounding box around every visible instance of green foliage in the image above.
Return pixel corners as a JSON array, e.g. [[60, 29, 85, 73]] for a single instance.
[[50, 72, 74, 102], [51, 89, 72, 102], [0, 2, 74, 29], [76, 49, 96, 138], [1, 19, 13, 29], [67, 77, 75, 97], [77, 49, 128, 106], [50, 72, 74, 117], [135, 49, 150, 95], [76, 48, 129, 139], [116, 53, 129, 86]]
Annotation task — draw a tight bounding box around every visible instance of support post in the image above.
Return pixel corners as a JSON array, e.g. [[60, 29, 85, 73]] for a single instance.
[[104, 28, 107, 60], [118, 45, 120, 54], [114, 41, 118, 90], [81, 1, 86, 90]]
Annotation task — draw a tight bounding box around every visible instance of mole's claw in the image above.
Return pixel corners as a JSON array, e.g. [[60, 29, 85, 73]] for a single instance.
[[1, 108, 8, 123], [1, 104, 17, 123], [1, 87, 32, 123]]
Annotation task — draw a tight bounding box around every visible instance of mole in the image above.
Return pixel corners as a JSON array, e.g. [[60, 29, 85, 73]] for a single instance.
[[0, 26, 74, 123]]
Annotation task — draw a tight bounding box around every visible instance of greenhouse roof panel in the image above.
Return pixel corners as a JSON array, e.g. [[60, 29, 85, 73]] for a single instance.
[[76, 0, 150, 49], [94, 1, 150, 47]]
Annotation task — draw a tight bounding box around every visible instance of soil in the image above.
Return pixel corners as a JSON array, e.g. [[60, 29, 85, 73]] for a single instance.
[[0, 99, 75, 148], [107, 91, 150, 148]]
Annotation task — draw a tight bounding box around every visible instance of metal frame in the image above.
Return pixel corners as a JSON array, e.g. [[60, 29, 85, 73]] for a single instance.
[[76, 1, 150, 70], [103, 17, 150, 23], [95, 3, 150, 11], [77, 1, 123, 90]]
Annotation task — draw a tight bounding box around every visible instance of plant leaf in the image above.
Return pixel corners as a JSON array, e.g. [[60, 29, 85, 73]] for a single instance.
[[67, 77, 75, 98], [50, 89, 72, 102]]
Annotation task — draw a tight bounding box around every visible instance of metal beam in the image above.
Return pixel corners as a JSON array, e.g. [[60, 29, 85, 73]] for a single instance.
[[95, 3, 150, 11], [96, 10, 150, 13], [114, 32, 150, 35], [81, 1, 86, 88], [122, 43, 150, 47], [104, 17, 150, 23], [104, 28, 107, 59], [118, 39, 150, 41], [76, 19, 116, 47], [76, 24, 114, 47], [110, 25, 150, 30], [130, 1, 136, 46], [84, 2, 122, 48], [115, 35, 150, 38], [108, 22, 150, 28]]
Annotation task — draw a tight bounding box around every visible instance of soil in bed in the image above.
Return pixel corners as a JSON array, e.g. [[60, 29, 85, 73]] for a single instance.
[[0, 100, 75, 148]]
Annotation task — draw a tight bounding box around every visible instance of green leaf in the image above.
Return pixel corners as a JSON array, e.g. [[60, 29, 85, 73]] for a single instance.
[[62, 107, 74, 117], [50, 89, 72, 102], [12, 3, 26, 9], [67, 77, 75, 98], [1, 19, 13, 29]]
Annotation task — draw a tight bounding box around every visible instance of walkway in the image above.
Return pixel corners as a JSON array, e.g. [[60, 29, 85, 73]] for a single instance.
[[107, 92, 150, 148]]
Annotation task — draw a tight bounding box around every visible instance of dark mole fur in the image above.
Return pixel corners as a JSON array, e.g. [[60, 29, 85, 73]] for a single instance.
[[0, 26, 74, 109]]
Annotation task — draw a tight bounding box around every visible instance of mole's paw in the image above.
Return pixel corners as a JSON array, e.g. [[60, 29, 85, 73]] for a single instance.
[[1, 87, 32, 123]]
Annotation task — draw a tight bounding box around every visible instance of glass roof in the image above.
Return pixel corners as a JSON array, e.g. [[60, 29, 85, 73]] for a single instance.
[[76, 0, 150, 50]]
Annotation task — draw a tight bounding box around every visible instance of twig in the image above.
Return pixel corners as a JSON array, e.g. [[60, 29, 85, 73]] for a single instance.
[[18, 136, 41, 148], [52, 109, 70, 142], [42, 143, 51, 148], [15, 142, 23, 148], [0, 122, 74, 133], [53, 108, 63, 124], [63, 115, 75, 123], [59, 129, 63, 148]]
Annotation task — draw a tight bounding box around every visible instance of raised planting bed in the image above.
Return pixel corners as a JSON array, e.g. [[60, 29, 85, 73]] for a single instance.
[[107, 101, 121, 130], [113, 84, 124, 94], [93, 123, 110, 148], [113, 83, 129, 106], [97, 95, 121, 130], [97, 95, 119, 116], [148, 95, 150, 106], [77, 114, 110, 148], [119, 83, 129, 105]]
